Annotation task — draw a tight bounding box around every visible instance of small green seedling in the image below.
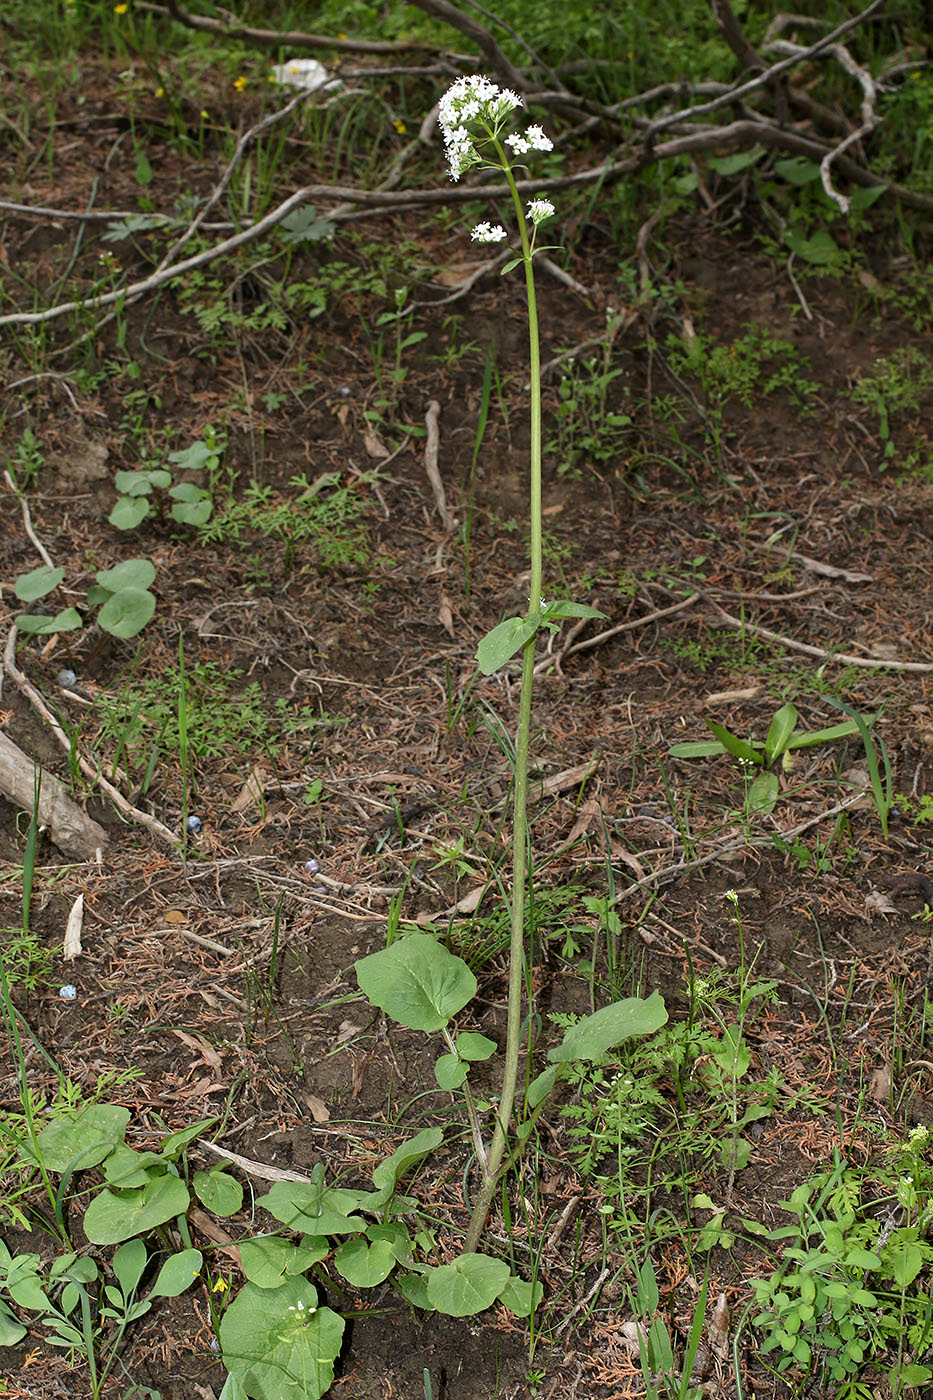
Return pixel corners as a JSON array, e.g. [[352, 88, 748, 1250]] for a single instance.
[[109, 433, 219, 530], [669, 701, 869, 813], [14, 558, 157, 641]]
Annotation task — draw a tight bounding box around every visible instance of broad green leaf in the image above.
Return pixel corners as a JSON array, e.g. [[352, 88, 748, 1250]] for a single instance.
[[220, 1279, 344, 1400], [397, 1270, 433, 1310], [371, 1128, 443, 1197], [15, 608, 82, 635], [455, 1033, 497, 1062], [168, 441, 213, 471], [748, 771, 778, 814], [787, 719, 862, 749], [108, 496, 151, 530], [668, 740, 727, 759], [97, 586, 156, 639], [886, 1239, 924, 1288], [150, 1249, 203, 1298], [764, 704, 797, 764], [112, 1238, 148, 1296], [476, 615, 537, 675], [171, 496, 213, 527], [355, 934, 476, 1032], [895, 1365, 933, 1387], [103, 1144, 165, 1187], [260, 1180, 366, 1235], [95, 558, 156, 592], [14, 565, 65, 602], [526, 1065, 557, 1108], [159, 1117, 219, 1159], [844, 1248, 882, 1271], [785, 228, 843, 267], [334, 1237, 396, 1287], [365, 1223, 413, 1264], [705, 721, 762, 766], [548, 991, 667, 1063], [0, 1300, 26, 1347], [113, 469, 170, 494], [240, 1237, 291, 1289], [541, 600, 607, 622], [708, 147, 765, 175], [498, 1275, 543, 1317], [36, 1105, 130, 1172], [82, 1173, 190, 1245], [774, 157, 821, 185], [425, 1253, 510, 1317], [195, 1169, 243, 1217], [434, 1054, 468, 1090]]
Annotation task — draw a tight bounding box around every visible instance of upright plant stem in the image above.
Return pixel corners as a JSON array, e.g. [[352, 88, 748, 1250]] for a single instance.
[[465, 162, 542, 1252]]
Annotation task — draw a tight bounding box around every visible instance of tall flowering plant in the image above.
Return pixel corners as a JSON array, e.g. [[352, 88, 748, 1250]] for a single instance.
[[438, 77, 604, 1250]]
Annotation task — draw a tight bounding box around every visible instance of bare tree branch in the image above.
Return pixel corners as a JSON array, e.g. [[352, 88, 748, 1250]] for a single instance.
[[140, 0, 433, 54], [405, 0, 528, 90]]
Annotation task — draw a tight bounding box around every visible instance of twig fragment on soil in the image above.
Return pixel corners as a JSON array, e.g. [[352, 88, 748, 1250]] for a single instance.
[[535, 592, 701, 675], [201, 1140, 315, 1184], [708, 599, 933, 672], [423, 399, 456, 532]]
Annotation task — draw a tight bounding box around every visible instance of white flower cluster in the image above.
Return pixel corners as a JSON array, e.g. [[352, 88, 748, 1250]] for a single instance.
[[505, 125, 553, 156], [471, 222, 508, 243], [438, 74, 522, 181], [526, 198, 555, 224]]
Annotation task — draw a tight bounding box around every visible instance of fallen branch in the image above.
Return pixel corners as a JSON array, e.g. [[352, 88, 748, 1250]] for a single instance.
[[708, 600, 933, 673], [423, 399, 455, 532], [0, 732, 108, 860]]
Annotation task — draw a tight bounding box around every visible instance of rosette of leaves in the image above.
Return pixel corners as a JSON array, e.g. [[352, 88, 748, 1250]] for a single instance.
[[14, 558, 157, 640], [109, 437, 216, 531]]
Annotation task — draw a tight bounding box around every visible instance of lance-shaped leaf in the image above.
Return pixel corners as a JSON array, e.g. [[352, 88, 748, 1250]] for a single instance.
[[476, 615, 538, 675]]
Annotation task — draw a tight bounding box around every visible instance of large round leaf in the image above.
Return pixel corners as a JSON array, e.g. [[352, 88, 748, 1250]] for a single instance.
[[95, 558, 156, 592], [220, 1279, 344, 1400], [35, 1105, 130, 1172], [14, 565, 64, 602], [82, 1174, 190, 1245], [97, 586, 156, 639], [425, 1253, 510, 1317], [355, 935, 476, 1032]]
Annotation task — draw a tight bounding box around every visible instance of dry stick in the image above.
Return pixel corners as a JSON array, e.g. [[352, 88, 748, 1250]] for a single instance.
[[615, 793, 870, 902], [4, 470, 54, 569], [422, 400, 455, 532], [534, 592, 701, 676], [707, 600, 933, 674], [645, 0, 886, 135], [406, 0, 528, 90], [143, 0, 433, 53], [765, 36, 879, 215], [5, 108, 933, 335]]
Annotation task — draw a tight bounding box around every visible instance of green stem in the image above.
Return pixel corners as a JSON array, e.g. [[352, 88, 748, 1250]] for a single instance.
[[465, 158, 542, 1254]]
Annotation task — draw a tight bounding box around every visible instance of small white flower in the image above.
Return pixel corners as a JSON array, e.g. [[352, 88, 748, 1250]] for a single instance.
[[724, 889, 738, 905], [525, 124, 553, 152], [505, 132, 530, 155], [527, 198, 555, 224], [471, 222, 507, 243]]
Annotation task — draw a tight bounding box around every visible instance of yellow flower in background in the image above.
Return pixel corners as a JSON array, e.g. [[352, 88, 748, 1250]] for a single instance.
[[394, 118, 407, 135], [155, 86, 164, 97], [234, 75, 247, 92], [114, 3, 128, 12]]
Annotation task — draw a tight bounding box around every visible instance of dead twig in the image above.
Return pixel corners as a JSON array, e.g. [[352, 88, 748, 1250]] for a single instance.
[[423, 400, 455, 532]]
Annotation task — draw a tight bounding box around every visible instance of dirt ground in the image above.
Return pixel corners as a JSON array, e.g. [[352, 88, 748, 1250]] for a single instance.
[[2, 51, 933, 1400]]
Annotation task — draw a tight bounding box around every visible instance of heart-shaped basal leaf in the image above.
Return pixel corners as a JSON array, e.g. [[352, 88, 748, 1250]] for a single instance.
[[113, 468, 171, 495], [425, 1253, 510, 1317], [260, 1180, 367, 1235], [355, 935, 476, 1032], [97, 586, 156, 639], [333, 1236, 396, 1288], [15, 608, 82, 636], [14, 565, 65, 602], [548, 990, 668, 1064], [455, 1032, 497, 1061], [95, 558, 156, 593], [82, 1173, 190, 1245], [108, 496, 152, 530], [169, 482, 213, 526], [476, 614, 538, 675], [434, 1054, 468, 1090], [498, 1274, 543, 1318], [220, 1279, 344, 1400], [194, 1168, 243, 1217], [35, 1104, 130, 1173]]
